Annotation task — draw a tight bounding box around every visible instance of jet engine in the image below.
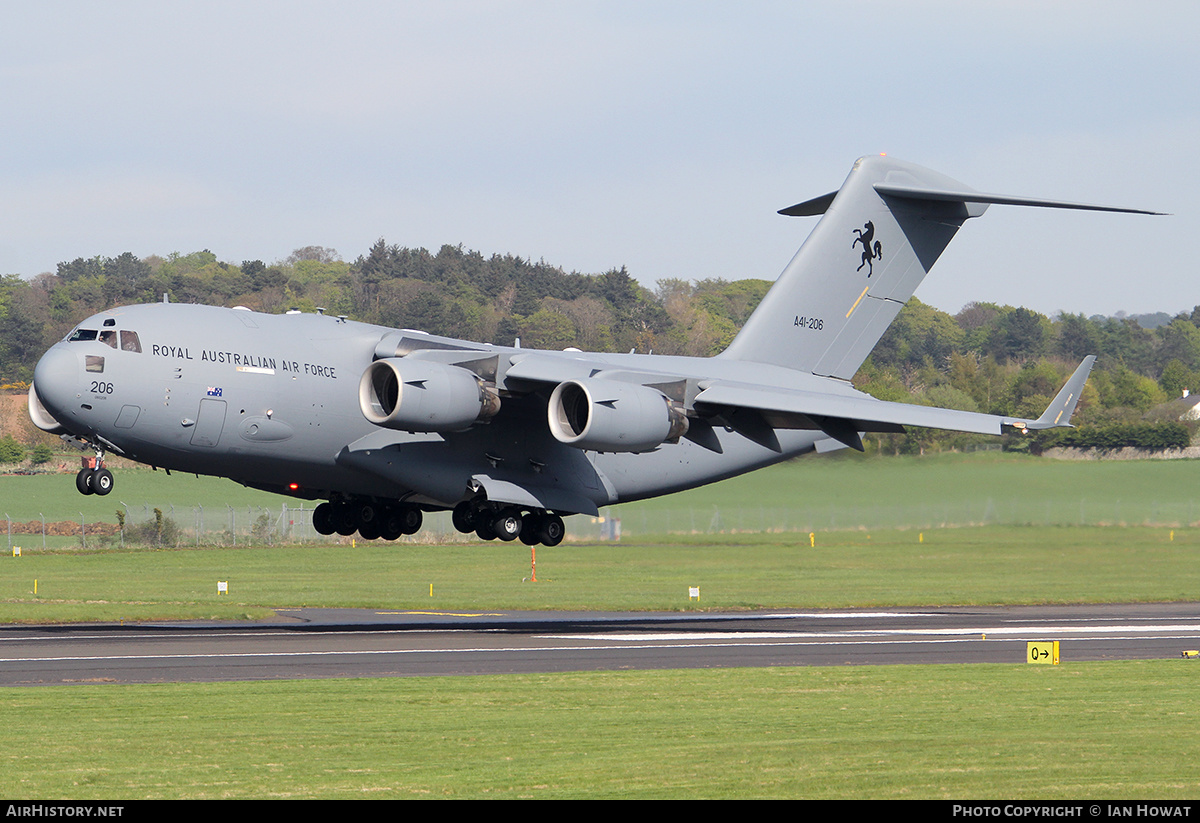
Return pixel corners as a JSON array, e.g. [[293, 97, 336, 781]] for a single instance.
[[359, 357, 500, 432], [547, 378, 688, 452]]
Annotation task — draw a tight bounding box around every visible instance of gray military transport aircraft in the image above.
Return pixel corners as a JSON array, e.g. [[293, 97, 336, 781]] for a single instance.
[[28, 156, 1158, 546]]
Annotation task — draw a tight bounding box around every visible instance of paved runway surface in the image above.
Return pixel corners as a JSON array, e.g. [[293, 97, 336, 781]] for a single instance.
[[3, 602, 1200, 685]]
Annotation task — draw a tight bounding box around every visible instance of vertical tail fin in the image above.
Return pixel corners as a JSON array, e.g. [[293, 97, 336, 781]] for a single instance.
[[720, 155, 980, 378], [720, 155, 1159, 379]]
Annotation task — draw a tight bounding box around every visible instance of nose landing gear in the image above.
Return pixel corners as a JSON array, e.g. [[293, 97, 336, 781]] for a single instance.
[[75, 454, 113, 496]]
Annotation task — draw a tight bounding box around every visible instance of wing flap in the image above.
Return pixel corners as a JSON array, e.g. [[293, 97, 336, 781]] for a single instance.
[[695, 383, 1012, 436], [694, 357, 1094, 440]]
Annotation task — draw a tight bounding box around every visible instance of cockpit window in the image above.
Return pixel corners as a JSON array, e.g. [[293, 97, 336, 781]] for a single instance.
[[68, 329, 98, 342], [99, 330, 118, 349], [85, 355, 105, 373], [120, 330, 142, 353]]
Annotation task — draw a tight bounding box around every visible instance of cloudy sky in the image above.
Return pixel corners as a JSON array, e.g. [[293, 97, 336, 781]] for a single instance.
[[1, 2, 1194, 318]]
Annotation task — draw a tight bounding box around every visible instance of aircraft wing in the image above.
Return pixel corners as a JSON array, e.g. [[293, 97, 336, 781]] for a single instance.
[[692, 356, 1096, 452], [499, 347, 1094, 454]]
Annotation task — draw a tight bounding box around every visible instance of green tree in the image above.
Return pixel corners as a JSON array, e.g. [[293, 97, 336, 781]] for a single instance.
[[0, 436, 25, 463], [30, 443, 54, 465], [986, 306, 1048, 363]]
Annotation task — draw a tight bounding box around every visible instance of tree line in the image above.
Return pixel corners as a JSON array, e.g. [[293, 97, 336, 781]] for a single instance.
[[2, 240, 1199, 453]]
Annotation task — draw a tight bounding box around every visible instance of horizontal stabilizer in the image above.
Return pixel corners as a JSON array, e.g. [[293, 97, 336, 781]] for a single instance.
[[778, 191, 837, 217], [873, 184, 1166, 216]]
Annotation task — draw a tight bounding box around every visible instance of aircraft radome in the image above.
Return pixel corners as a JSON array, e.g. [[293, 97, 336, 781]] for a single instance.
[[28, 156, 1160, 546]]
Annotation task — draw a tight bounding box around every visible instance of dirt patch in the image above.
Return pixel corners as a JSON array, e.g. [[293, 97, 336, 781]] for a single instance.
[[6, 519, 119, 536], [0, 393, 47, 443]]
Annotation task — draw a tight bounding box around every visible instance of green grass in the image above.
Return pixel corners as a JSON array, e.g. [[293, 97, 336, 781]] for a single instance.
[[0, 468, 285, 524], [5, 454, 1200, 799], [613, 450, 1200, 533], [1, 526, 1198, 622], [6, 451, 1200, 543], [4, 662, 1198, 799]]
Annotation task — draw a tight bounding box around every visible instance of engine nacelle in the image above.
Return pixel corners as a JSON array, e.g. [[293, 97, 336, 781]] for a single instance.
[[548, 378, 688, 453], [359, 357, 500, 432], [28, 383, 66, 435]]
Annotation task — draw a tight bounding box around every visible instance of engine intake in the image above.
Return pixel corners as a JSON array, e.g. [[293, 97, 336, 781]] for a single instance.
[[548, 378, 688, 452], [359, 357, 500, 432]]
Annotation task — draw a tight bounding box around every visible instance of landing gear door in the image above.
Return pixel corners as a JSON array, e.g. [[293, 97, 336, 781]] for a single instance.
[[191, 399, 227, 448]]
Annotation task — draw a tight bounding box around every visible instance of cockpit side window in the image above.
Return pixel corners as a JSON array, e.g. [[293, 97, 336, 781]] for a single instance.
[[120, 330, 142, 353], [68, 329, 98, 342], [99, 330, 118, 349]]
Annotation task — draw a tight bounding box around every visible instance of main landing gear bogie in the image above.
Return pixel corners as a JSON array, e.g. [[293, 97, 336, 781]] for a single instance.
[[312, 500, 423, 542], [314, 498, 566, 546], [452, 501, 565, 547]]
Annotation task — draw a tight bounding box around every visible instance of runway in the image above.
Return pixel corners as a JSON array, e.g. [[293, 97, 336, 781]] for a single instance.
[[2, 602, 1199, 686]]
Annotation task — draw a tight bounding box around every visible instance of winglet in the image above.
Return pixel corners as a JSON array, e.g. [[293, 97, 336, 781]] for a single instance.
[[1008, 356, 1096, 432]]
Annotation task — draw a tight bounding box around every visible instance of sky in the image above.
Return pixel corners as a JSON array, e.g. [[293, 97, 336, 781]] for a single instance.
[[1, 1, 1195, 319]]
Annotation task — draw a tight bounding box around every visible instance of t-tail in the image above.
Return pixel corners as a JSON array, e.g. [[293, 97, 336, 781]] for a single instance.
[[720, 155, 1162, 378]]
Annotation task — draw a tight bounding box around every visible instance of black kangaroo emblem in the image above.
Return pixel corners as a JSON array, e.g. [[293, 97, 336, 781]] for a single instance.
[[851, 221, 883, 277]]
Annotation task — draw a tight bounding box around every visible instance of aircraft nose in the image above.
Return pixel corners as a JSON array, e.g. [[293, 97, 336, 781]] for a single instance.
[[31, 345, 79, 430]]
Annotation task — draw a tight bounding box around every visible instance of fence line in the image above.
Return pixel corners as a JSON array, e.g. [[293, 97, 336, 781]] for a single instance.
[[6, 496, 1200, 551]]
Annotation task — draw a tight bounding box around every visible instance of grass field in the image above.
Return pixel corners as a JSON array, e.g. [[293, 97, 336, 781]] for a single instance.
[[4, 452, 1200, 799], [6, 451, 1200, 547], [2, 526, 1199, 623], [613, 450, 1200, 533], [4, 662, 1198, 799]]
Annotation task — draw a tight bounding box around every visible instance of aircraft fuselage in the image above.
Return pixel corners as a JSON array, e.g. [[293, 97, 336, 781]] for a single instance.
[[32, 302, 827, 514]]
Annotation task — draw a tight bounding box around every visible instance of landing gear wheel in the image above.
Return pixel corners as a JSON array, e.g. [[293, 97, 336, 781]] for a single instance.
[[380, 511, 404, 541], [381, 505, 422, 539], [358, 518, 382, 541], [492, 508, 522, 542], [356, 503, 379, 528], [399, 506, 422, 535], [519, 513, 543, 546], [539, 514, 565, 547], [452, 502, 477, 533], [333, 504, 358, 537], [76, 468, 95, 495], [312, 503, 336, 536], [475, 519, 497, 541], [91, 468, 114, 496]]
